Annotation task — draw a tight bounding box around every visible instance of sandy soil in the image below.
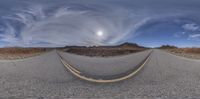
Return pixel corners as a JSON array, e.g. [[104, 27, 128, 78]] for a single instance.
[[0, 52, 44, 60], [0, 48, 48, 60], [163, 49, 200, 59], [0, 47, 146, 59]]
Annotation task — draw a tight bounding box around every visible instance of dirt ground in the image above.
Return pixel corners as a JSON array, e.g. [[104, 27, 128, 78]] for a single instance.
[[1, 47, 199, 60], [0, 48, 48, 60], [163, 48, 200, 59], [0, 47, 146, 59]]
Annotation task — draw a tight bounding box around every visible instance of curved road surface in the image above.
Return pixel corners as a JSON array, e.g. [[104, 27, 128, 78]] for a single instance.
[[59, 50, 152, 82], [0, 50, 200, 98]]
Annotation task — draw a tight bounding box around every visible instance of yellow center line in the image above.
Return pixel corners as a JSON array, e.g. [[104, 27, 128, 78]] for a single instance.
[[59, 52, 152, 83]]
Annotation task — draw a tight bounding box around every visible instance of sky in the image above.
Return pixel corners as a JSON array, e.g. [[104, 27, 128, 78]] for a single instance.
[[0, 0, 200, 47]]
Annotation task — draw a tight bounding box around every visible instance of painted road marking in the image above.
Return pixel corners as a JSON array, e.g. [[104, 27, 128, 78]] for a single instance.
[[59, 52, 152, 83]]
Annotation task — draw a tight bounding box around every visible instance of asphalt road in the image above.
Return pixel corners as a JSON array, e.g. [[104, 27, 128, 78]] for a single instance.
[[59, 50, 151, 78], [0, 49, 200, 98]]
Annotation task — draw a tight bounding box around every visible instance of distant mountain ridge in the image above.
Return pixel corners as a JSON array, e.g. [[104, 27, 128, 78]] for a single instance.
[[117, 42, 146, 48], [64, 42, 147, 49], [158, 45, 178, 49]]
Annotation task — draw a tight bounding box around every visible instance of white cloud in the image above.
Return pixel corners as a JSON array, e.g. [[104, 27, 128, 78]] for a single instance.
[[0, 0, 200, 47], [1, 4, 141, 47], [188, 33, 200, 41], [18, 5, 146, 47], [189, 34, 200, 38], [0, 23, 19, 43], [173, 32, 186, 38], [182, 23, 199, 31], [182, 32, 186, 34]]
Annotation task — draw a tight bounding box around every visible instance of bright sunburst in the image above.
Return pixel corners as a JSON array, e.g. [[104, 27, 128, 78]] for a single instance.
[[96, 30, 104, 37]]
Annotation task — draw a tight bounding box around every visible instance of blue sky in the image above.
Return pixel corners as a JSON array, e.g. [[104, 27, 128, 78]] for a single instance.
[[129, 18, 200, 47], [0, 0, 200, 47]]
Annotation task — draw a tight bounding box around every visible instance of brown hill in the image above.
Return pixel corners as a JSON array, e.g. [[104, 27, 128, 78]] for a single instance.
[[158, 45, 178, 49], [117, 42, 146, 49]]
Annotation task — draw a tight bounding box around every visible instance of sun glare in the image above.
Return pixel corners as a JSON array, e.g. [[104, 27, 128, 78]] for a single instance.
[[96, 30, 104, 37]]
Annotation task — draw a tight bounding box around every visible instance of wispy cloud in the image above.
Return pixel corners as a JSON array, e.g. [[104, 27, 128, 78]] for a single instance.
[[188, 33, 200, 41], [189, 34, 200, 38], [3, 4, 144, 47], [182, 23, 199, 31], [0, 0, 200, 47], [0, 23, 18, 43]]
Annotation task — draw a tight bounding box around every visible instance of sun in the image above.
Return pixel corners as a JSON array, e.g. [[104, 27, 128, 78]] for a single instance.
[[96, 30, 104, 37]]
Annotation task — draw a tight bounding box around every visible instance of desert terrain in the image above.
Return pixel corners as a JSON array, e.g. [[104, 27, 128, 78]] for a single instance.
[[0, 44, 199, 60], [159, 45, 200, 59], [0, 43, 147, 59], [61, 42, 147, 57], [0, 48, 48, 60]]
